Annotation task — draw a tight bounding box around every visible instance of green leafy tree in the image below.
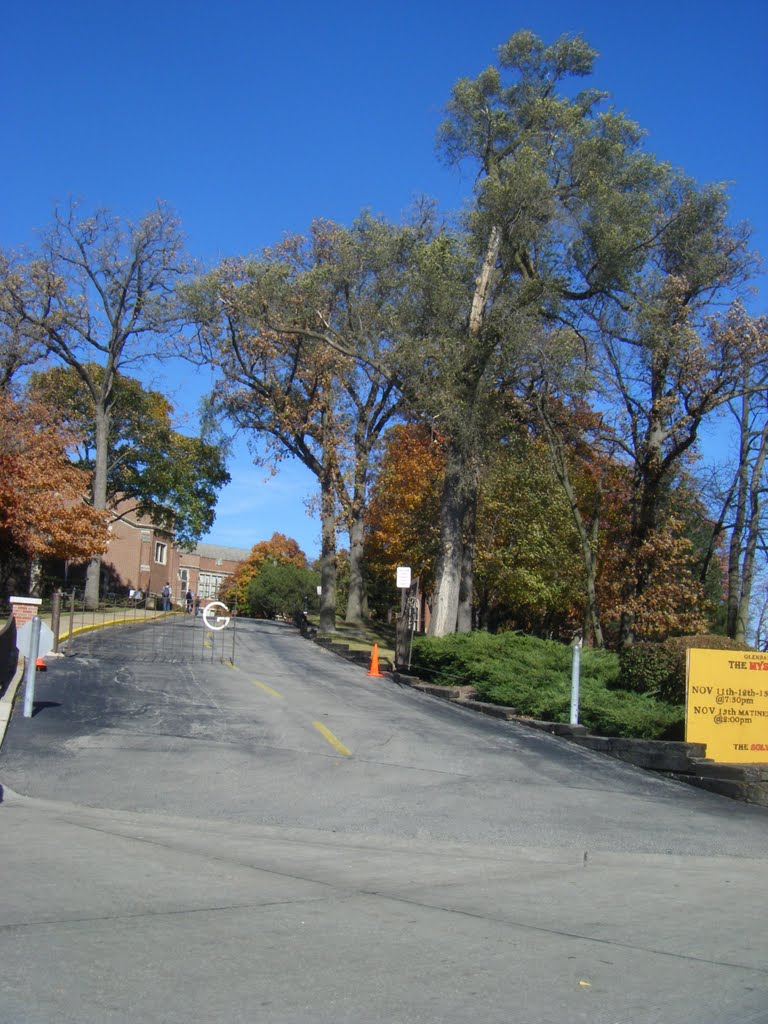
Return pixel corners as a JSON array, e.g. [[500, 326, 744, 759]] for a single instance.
[[246, 562, 319, 620], [408, 31, 670, 636], [28, 364, 230, 547], [474, 434, 585, 635], [433, 34, 763, 648], [220, 533, 307, 611]]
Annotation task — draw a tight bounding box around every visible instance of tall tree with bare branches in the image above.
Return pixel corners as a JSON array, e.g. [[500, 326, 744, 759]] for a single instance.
[[0, 201, 188, 607]]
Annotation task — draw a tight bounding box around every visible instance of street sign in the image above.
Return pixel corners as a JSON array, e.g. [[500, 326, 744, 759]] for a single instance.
[[16, 619, 55, 657], [396, 566, 411, 589], [202, 601, 231, 631]]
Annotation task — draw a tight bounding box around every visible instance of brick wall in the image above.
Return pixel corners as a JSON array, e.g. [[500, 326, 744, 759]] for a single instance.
[[9, 596, 43, 628]]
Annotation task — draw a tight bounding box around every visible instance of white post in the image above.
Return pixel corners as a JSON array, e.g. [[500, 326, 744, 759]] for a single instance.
[[570, 634, 582, 726]]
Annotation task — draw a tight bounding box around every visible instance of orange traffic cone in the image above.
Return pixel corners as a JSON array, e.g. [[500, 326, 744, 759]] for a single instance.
[[35, 658, 47, 671], [367, 643, 383, 677]]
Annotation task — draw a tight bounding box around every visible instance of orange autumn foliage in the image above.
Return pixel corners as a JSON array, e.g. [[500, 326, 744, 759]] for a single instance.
[[219, 532, 308, 610], [365, 424, 445, 590], [0, 394, 110, 561]]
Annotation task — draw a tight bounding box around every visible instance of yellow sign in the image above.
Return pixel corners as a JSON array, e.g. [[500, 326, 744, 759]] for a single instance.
[[686, 649, 768, 763]]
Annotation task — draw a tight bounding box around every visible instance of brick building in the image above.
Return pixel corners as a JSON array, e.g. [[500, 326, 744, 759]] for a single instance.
[[102, 507, 249, 606], [176, 543, 249, 604]]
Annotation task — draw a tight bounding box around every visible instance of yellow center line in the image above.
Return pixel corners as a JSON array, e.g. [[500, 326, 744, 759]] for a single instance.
[[251, 679, 284, 700], [313, 721, 352, 757], [225, 664, 346, 753], [224, 662, 283, 699]]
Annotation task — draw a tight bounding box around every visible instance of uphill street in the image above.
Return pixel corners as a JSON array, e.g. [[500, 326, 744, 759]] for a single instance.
[[1, 618, 767, 1024]]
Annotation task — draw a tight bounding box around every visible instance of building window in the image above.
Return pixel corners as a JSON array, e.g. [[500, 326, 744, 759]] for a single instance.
[[154, 542, 167, 565], [198, 573, 227, 599]]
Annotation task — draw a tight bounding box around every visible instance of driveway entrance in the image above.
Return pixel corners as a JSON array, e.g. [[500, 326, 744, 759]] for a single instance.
[[64, 610, 236, 664]]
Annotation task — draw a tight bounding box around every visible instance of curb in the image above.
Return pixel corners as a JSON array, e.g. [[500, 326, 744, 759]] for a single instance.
[[0, 660, 26, 750], [62, 610, 180, 643]]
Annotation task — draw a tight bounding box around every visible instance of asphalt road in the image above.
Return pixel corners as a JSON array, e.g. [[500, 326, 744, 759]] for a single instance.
[[1, 617, 767, 1024]]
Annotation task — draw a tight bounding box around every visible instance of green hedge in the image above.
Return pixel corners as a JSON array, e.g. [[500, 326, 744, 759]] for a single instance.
[[617, 634, 749, 704], [411, 631, 683, 740]]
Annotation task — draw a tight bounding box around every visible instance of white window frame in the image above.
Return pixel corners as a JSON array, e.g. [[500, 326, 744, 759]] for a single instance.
[[198, 572, 227, 599]]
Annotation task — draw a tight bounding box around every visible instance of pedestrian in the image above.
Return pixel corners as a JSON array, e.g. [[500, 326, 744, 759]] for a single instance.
[[161, 582, 171, 611], [185, 588, 193, 613], [194, 594, 201, 616]]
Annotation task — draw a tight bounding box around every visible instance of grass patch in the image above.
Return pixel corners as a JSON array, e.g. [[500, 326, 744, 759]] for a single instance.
[[308, 616, 396, 662]]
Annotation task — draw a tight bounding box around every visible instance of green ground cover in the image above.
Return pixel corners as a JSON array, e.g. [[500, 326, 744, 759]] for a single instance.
[[410, 631, 684, 740]]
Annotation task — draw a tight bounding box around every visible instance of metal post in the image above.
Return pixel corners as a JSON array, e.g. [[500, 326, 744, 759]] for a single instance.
[[395, 589, 408, 671], [230, 602, 237, 666], [67, 589, 76, 655], [406, 592, 417, 671], [23, 615, 42, 718], [51, 590, 62, 652], [570, 634, 582, 725]]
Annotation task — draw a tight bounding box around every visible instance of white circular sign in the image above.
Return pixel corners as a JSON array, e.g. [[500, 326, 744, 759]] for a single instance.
[[202, 601, 231, 631]]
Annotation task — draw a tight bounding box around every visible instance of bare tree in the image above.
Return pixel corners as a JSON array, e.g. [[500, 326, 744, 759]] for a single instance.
[[700, 312, 768, 642], [186, 215, 416, 628], [0, 201, 188, 607]]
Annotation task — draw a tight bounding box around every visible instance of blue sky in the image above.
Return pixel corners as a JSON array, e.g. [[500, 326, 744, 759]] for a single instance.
[[3, 0, 766, 559]]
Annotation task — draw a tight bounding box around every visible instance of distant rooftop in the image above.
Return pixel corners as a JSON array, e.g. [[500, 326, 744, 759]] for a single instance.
[[186, 543, 251, 562]]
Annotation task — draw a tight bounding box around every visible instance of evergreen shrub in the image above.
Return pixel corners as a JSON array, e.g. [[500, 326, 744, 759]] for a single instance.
[[411, 631, 683, 739], [618, 634, 748, 705]]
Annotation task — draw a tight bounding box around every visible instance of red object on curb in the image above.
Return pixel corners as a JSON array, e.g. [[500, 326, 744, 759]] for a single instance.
[[367, 643, 383, 678], [35, 658, 47, 671]]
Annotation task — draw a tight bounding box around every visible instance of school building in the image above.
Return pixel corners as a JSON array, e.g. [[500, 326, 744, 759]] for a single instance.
[[102, 506, 249, 607]]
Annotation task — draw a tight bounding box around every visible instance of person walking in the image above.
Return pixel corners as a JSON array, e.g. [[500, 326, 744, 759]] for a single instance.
[[185, 589, 193, 613], [161, 582, 171, 611]]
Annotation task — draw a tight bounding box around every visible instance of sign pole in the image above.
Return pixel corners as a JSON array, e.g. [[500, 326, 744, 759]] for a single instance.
[[23, 616, 42, 718], [395, 567, 412, 671], [570, 634, 582, 725]]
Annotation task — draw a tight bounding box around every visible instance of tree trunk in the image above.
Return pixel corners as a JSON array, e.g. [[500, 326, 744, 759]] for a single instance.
[[428, 226, 501, 637], [84, 403, 110, 610], [318, 448, 337, 633], [345, 508, 366, 624], [28, 558, 42, 597], [429, 443, 468, 636], [537, 396, 604, 647], [617, 440, 667, 650], [733, 413, 768, 644], [456, 489, 477, 633]]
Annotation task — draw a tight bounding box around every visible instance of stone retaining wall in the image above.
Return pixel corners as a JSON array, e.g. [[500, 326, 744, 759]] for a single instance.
[[0, 616, 18, 698]]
